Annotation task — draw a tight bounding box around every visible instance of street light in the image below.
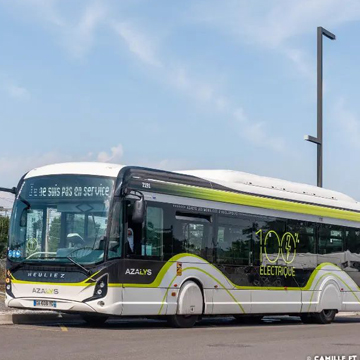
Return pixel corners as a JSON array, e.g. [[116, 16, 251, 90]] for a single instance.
[[305, 26, 336, 188]]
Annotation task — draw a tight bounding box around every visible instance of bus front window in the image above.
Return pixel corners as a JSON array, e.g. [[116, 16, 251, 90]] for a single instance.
[[8, 175, 114, 265]]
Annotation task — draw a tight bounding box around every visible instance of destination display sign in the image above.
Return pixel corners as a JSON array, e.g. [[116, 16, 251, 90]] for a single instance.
[[22, 175, 114, 200]]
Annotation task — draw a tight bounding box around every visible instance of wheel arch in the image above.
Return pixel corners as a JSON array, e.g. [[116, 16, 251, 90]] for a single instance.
[[316, 276, 342, 312], [177, 276, 206, 315]]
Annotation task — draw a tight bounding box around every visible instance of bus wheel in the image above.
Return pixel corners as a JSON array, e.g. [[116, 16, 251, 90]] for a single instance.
[[81, 314, 109, 326], [167, 314, 199, 328], [168, 280, 203, 328], [314, 309, 336, 324]]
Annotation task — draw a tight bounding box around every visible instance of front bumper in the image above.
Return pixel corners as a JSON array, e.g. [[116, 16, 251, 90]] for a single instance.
[[6, 296, 96, 313]]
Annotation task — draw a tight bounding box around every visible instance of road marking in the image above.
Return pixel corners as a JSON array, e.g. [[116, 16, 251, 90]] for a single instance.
[[11, 325, 62, 332], [60, 325, 68, 332]]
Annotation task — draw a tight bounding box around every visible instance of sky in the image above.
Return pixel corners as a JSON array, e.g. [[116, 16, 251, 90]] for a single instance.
[[1, 0, 360, 208]]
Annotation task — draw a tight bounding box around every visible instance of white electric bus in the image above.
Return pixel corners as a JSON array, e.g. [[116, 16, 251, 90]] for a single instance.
[[3, 162, 360, 327]]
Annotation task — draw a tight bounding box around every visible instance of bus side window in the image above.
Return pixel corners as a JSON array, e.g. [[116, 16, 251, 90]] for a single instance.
[[345, 228, 360, 254], [286, 220, 316, 254], [216, 216, 252, 265], [125, 200, 143, 257], [144, 206, 164, 258], [173, 214, 211, 258], [253, 217, 286, 265], [318, 225, 344, 254], [108, 200, 123, 259]]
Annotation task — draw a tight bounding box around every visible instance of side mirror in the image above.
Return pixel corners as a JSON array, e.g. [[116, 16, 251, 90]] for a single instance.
[[132, 197, 145, 224], [0, 186, 17, 195]]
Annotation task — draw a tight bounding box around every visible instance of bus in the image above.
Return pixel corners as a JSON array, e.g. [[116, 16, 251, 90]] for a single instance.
[[3, 162, 360, 327]]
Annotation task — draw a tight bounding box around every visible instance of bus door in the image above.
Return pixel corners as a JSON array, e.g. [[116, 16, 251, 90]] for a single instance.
[[121, 200, 168, 316], [213, 216, 253, 314]]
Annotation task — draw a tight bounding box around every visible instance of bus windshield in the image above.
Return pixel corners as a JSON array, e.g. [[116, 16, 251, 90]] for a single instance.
[[8, 175, 114, 265]]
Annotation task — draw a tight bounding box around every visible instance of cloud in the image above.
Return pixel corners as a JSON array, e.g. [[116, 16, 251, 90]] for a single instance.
[[10, 0, 65, 27], [332, 97, 360, 148], [0, 74, 30, 100], [170, 67, 216, 103], [2, 1, 284, 152], [112, 22, 285, 152], [192, 0, 360, 48], [65, 1, 108, 57], [97, 144, 124, 163], [6, 83, 30, 99], [0, 144, 125, 188], [167, 66, 285, 151], [4, 0, 107, 58], [112, 21, 162, 67], [233, 107, 285, 152], [111, 15, 286, 152], [282, 48, 315, 82], [190, 0, 359, 80]]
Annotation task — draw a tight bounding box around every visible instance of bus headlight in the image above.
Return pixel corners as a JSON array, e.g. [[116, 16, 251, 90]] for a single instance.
[[84, 275, 108, 302], [5, 275, 14, 298], [93, 275, 108, 299]]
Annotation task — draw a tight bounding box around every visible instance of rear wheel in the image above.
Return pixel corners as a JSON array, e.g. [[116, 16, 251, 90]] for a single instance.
[[81, 314, 109, 326], [314, 309, 336, 324]]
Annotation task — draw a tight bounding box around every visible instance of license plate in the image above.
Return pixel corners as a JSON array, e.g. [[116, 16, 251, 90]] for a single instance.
[[33, 300, 57, 308]]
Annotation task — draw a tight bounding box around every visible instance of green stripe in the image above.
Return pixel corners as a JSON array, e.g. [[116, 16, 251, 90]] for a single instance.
[[112, 255, 349, 292], [159, 182, 360, 223], [158, 266, 245, 315]]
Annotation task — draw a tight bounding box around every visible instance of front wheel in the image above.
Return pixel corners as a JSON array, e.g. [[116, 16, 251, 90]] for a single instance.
[[81, 314, 109, 327], [167, 314, 199, 328], [314, 309, 336, 324]]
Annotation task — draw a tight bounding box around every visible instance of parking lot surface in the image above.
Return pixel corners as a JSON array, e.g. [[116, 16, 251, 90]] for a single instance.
[[1, 315, 360, 360]]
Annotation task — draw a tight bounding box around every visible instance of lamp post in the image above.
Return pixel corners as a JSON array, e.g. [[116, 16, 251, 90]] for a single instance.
[[305, 26, 336, 188]]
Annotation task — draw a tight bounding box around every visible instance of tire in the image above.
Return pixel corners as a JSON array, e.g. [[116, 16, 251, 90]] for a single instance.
[[167, 314, 199, 328], [313, 309, 336, 324], [233, 315, 263, 324], [81, 314, 109, 326], [300, 314, 317, 324]]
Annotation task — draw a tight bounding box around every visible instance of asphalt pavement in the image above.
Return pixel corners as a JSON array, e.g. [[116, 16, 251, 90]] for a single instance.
[[1, 315, 360, 360]]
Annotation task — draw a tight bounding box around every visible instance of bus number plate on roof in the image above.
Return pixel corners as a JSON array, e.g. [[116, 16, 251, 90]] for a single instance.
[[33, 300, 57, 308]]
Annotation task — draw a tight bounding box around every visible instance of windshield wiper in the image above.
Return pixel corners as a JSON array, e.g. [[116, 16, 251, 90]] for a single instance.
[[24, 252, 91, 276], [10, 256, 90, 275], [66, 256, 91, 276], [9, 260, 26, 272]]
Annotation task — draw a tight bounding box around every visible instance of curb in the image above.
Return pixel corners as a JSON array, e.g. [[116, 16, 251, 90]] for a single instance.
[[338, 312, 360, 317], [0, 314, 13, 325], [0, 313, 82, 325]]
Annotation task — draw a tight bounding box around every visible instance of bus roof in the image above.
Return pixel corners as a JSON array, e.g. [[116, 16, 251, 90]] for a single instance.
[[23, 162, 359, 211], [179, 169, 359, 210], [24, 162, 125, 179]]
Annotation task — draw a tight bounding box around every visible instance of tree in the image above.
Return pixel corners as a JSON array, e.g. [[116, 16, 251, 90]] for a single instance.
[[0, 216, 10, 258]]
